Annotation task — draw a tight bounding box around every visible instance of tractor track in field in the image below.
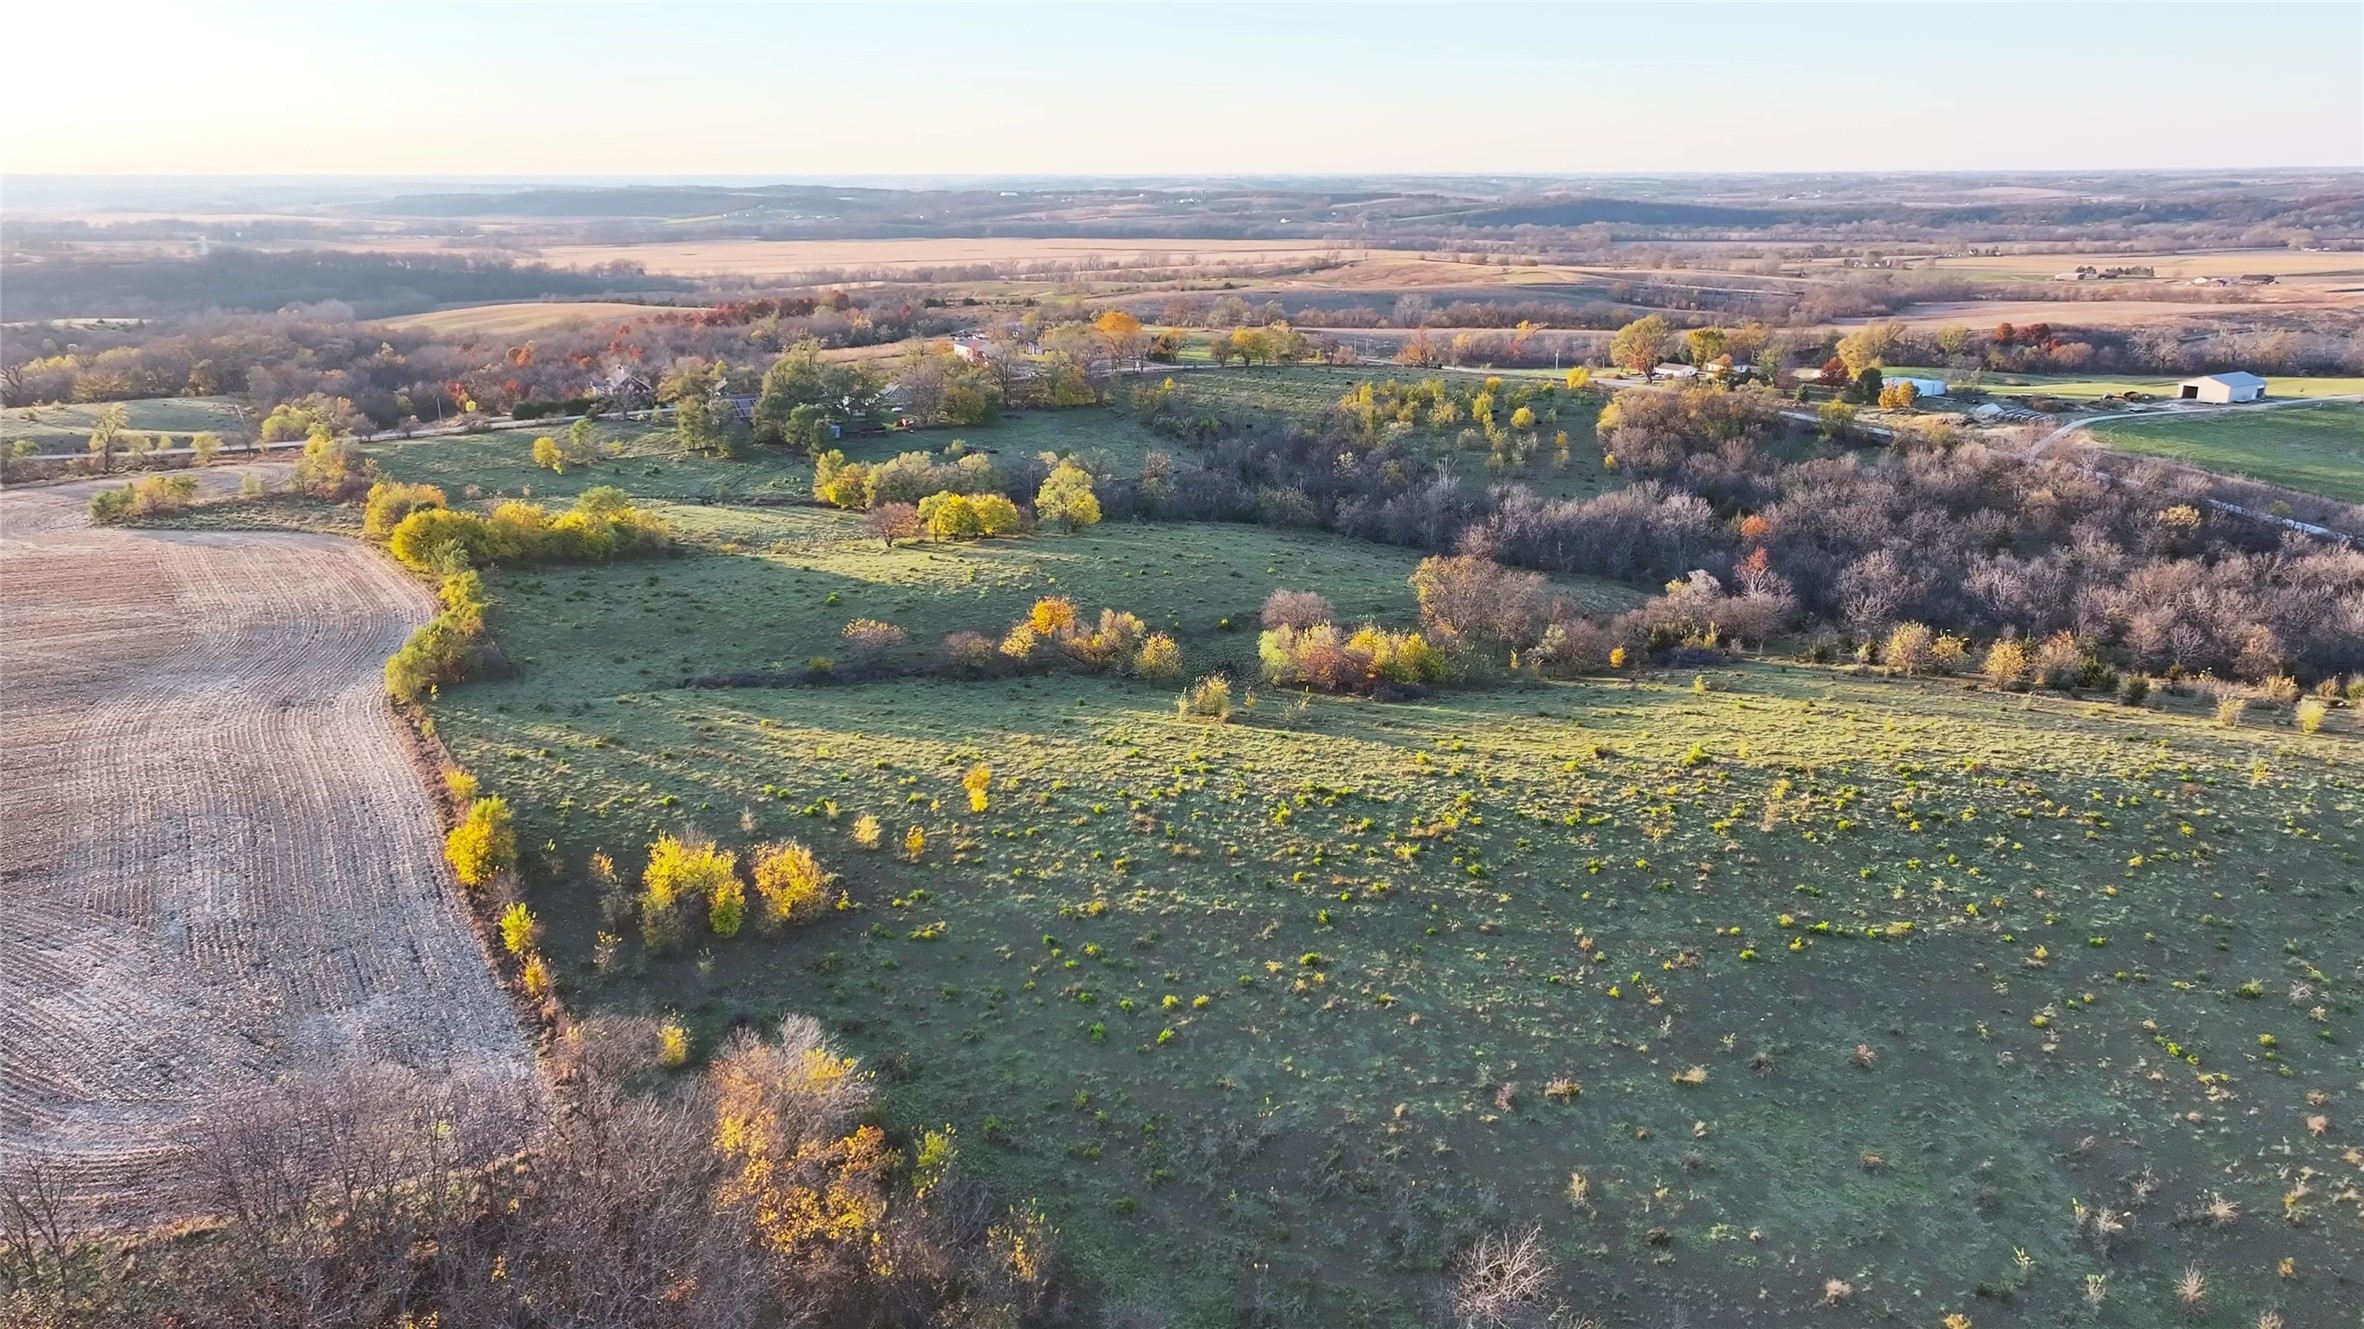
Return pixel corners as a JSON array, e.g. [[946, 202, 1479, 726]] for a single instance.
[[0, 469, 532, 1227]]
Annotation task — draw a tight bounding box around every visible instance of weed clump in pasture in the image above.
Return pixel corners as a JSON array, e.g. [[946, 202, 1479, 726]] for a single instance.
[[1176, 675, 1233, 721]]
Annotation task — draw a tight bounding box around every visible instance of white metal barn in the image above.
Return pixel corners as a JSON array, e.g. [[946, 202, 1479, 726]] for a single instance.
[[1892, 376, 1948, 398], [2178, 372, 2267, 403]]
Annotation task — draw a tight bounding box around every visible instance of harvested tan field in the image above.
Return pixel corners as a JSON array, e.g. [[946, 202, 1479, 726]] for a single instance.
[[1923, 247, 2364, 288], [533, 236, 1356, 278], [1855, 298, 2350, 330], [385, 300, 705, 336], [0, 471, 531, 1226]]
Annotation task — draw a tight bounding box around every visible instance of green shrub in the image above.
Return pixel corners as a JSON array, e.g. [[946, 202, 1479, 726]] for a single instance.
[[363, 480, 446, 539], [445, 797, 515, 889], [85, 473, 198, 524], [641, 835, 738, 951]]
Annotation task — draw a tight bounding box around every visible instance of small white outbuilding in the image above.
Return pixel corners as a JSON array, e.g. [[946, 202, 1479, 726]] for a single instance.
[[1891, 376, 1948, 398], [2178, 372, 2267, 404]]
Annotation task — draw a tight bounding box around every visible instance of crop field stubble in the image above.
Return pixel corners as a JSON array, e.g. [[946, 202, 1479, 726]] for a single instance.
[[406, 469, 2362, 1325], [0, 469, 531, 1225]]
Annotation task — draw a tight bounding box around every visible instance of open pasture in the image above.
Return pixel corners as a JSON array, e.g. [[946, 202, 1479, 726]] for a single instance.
[[366, 405, 1180, 505], [420, 498, 2362, 1325], [2, 396, 251, 455]]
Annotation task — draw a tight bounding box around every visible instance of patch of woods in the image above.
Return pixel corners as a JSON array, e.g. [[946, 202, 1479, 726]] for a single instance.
[[375, 481, 670, 703], [1130, 377, 2364, 685], [0, 1017, 1060, 1329]]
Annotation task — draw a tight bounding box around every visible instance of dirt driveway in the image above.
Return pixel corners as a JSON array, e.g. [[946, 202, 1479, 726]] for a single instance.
[[0, 472, 531, 1225]]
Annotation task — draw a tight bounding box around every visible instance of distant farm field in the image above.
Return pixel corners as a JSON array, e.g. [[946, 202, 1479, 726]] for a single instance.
[[1845, 299, 2341, 331], [1922, 247, 2364, 289], [2, 397, 250, 454], [384, 300, 705, 336], [533, 237, 1362, 279], [2085, 401, 2364, 502]]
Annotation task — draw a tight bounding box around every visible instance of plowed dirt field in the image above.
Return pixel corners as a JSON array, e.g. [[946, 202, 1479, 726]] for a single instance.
[[0, 472, 531, 1226]]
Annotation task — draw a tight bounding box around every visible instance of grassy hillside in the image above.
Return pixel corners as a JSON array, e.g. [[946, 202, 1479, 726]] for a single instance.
[[2086, 402, 2364, 503], [420, 505, 2364, 1327], [2, 396, 251, 454]]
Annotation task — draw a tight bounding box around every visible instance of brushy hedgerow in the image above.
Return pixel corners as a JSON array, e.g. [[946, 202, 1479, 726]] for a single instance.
[[86, 473, 199, 524], [916, 490, 1023, 540], [955, 598, 1179, 683], [1259, 621, 1448, 693], [387, 485, 668, 573], [387, 570, 494, 702]]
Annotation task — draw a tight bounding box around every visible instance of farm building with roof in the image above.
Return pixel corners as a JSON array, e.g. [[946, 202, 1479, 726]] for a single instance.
[[2178, 372, 2267, 404]]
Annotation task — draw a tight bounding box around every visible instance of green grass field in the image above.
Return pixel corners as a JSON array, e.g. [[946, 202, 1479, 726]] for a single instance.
[[2086, 402, 2364, 503], [409, 490, 2362, 1325], [1889, 369, 2364, 404], [365, 406, 1177, 505], [1, 396, 252, 454]]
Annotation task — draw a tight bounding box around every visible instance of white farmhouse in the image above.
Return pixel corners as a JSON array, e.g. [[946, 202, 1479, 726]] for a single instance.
[[2177, 372, 2266, 404]]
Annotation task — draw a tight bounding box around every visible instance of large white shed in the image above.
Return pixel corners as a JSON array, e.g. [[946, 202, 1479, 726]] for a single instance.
[[2178, 372, 2266, 404]]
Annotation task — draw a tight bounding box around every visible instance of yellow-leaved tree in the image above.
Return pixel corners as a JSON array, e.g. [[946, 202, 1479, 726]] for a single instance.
[[1034, 462, 1102, 533]]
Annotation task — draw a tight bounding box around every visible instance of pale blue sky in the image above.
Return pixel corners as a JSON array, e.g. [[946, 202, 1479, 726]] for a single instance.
[[12, 2, 2361, 175]]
